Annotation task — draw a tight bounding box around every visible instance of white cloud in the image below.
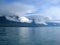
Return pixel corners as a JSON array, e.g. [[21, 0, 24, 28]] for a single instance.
[[0, 0, 60, 21], [0, 2, 36, 16], [36, 7, 60, 20], [19, 16, 32, 23]]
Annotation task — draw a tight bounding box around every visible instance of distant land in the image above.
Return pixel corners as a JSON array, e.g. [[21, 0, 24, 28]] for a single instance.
[[0, 16, 60, 27]]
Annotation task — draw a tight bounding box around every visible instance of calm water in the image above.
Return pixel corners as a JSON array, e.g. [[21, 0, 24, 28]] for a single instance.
[[0, 27, 60, 45]]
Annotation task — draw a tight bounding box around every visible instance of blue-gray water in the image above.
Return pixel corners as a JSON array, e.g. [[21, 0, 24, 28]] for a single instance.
[[0, 27, 60, 45]]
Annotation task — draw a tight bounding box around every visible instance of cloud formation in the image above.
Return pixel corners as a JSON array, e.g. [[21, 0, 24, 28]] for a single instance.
[[0, 2, 36, 16], [37, 6, 60, 20], [0, 0, 60, 20], [19, 16, 32, 23]]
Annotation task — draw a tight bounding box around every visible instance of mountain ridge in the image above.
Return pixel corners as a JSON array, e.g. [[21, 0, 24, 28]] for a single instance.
[[0, 16, 60, 27]]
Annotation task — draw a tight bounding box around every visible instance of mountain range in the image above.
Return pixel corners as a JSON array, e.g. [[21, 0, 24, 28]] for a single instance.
[[0, 16, 60, 27]]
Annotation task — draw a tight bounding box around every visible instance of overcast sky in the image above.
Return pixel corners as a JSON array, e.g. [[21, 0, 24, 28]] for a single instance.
[[0, 0, 60, 20]]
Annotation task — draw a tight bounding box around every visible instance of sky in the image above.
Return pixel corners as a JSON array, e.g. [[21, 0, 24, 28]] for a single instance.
[[0, 0, 60, 20]]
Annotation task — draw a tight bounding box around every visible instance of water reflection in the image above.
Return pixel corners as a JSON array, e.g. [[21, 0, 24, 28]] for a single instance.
[[0, 27, 60, 45], [19, 27, 36, 45], [4, 27, 19, 45], [19, 27, 31, 44], [0, 27, 8, 45], [18, 27, 60, 45]]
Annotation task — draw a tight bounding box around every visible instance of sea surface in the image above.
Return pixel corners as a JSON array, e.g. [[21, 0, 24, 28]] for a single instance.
[[0, 27, 60, 45]]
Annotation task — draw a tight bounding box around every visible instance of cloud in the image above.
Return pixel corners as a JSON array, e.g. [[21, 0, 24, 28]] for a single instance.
[[26, 15, 52, 24], [19, 16, 32, 23], [0, 2, 36, 16], [0, 0, 60, 21], [40, 7, 60, 20]]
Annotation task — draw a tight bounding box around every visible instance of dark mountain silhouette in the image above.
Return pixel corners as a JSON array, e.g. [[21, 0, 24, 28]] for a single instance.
[[0, 16, 60, 27]]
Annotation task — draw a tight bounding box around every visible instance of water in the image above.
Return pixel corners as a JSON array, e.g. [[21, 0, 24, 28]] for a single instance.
[[0, 27, 60, 45]]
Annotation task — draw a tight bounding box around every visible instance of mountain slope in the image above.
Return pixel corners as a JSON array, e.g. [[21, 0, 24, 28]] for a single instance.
[[0, 16, 60, 27], [0, 16, 46, 27]]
